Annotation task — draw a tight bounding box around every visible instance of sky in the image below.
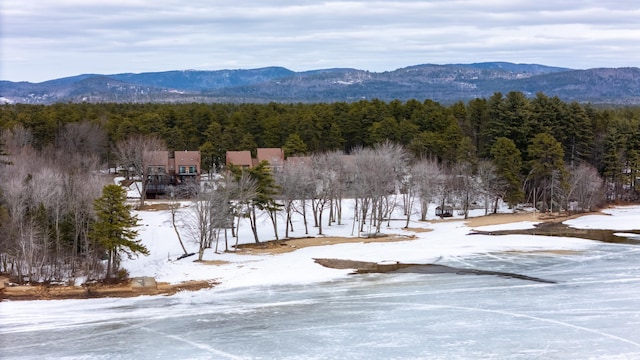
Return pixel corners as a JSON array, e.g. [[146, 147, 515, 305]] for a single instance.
[[2, 1, 640, 83]]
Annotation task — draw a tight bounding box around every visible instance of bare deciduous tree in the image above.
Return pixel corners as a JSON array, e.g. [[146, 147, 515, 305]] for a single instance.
[[476, 160, 507, 214], [450, 162, 476, 219], [229, 172, 258, 249], [401, 162, 419, 228], [167, 186, 189, 256], [57, 121, 108, 159], [274, 159, 312, 238], [349, 142, 408, 235], [65, 171, 108, 279], [566, 163, 605, 212], [55, 121, 108, 172], [2, 125, 34, 154], [409, 158, 442, 221], [310, 151, 342, 235], [31, 167, 65, 280], [0, 125, 109, 283], [184, 187, 215, 261]]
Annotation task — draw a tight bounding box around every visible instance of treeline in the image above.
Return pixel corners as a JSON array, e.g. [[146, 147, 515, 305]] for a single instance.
[[1, 92, 640, 283], [1, 92, 639, 193]]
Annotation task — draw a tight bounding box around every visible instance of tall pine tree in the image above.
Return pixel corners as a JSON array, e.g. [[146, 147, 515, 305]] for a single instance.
[[527, 133, 567, 212], [91, 184, 148, 281], [490, 137, 523, 209]]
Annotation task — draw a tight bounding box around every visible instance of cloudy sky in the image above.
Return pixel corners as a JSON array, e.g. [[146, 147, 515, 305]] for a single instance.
[[2, 0, 639, 82]]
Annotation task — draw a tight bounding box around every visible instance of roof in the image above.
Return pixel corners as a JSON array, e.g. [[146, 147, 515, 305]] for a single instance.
[[174, 150, 200, 165], [145, 151, 169, 167], [256, 148, 284, 166], [226, 151, 253, 167]]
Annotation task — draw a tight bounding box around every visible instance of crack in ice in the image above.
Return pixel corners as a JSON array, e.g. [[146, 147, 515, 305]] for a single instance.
[[141, 327, 246, 359], [430, 304, 640, 349]]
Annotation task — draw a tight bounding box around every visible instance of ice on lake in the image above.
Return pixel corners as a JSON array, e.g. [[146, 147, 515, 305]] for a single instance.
[[2, 242, 640, 359]]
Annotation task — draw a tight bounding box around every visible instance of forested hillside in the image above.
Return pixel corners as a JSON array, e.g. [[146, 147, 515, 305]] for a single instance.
[[3, 63, 639, 104], [1, 93, 639, 283]]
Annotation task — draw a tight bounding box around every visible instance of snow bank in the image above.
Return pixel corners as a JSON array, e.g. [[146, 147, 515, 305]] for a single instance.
[[564, 205, 640, 231]]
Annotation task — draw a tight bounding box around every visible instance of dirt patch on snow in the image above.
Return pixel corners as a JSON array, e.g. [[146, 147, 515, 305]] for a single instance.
[[404, 227, 433, 233], [235, 212, 598, 256], [464, 211, 594, 228], [234, 234, 417, 255], [1, 279, 217, 301], [138, 203, 172, 211], [196, 260, 230, 266]]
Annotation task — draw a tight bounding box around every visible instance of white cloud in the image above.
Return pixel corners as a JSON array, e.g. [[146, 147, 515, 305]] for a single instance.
[[2, 0, 640, 82]]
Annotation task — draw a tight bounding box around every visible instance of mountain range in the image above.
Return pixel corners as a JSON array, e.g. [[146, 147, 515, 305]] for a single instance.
[[2, 62, 639, 105]]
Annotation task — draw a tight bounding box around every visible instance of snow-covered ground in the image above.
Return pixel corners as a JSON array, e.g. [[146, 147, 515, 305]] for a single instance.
[[123, 199, 609, 290], [2, 200, 640, 359]]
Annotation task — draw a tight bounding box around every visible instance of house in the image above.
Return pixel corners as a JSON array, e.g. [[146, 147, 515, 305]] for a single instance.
[[256, 148, 284, 170], [145, 151, 170, 197], [173, 150, 201, 185], [143, 150, 201, 198], [226, 151, 253, 168], [225, 148, 285, 170]]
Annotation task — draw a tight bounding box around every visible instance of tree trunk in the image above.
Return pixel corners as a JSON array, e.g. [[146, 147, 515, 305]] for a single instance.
[[105, 249, 113, 281], [318, 210, 323, 235], [172, 207, 188, 255], [301, 199, 309, 235], [249, 207, 260, 243], [269, 210, 279, 241]]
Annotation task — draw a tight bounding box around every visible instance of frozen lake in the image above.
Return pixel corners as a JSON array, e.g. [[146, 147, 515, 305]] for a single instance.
[[2, 242, 640, 359]]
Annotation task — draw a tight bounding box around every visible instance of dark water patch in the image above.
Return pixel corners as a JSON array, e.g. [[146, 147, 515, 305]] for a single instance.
[[470, 222, 640, 244], [314, 258, 556, 284]]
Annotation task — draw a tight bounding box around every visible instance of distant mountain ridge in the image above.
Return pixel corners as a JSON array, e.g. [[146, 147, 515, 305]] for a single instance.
[[2, 62, 639, 105]]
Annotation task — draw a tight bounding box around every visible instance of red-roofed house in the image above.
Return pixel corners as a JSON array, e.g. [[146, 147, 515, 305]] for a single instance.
[[173, 150, 201, 185], [142, 150, 201, 198], [226, 148, 285, 170], [145, 151, 170, 196], [256, 148, 285, 170], [226, 151, 253, 168]]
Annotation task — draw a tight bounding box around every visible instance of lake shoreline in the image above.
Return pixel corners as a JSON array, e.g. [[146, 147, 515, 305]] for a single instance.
[[0, 210, 599, 301]]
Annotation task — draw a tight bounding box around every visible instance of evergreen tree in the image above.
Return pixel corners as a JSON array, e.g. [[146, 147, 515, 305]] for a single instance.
[[529, 92, 562, 136], [557, 102, 593, 166], [367, 116, 400, 145], [527, 133, 567, 212], [282, 133, 308, 157], [90, 184, 148, 281], [483, 92, 532, 159], [602, 127, 626, 201], [490, 137, 523, 208], [229, 161, 281, 242], [465, 98, 490, 156], [248, 161, 282, 241], [199, 141, 216, 174], [238, 133, 258, 156]]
